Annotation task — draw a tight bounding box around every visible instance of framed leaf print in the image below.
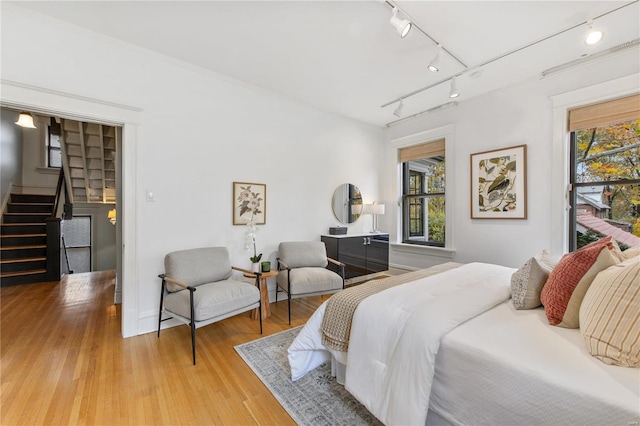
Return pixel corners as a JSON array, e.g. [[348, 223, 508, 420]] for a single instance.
[[470, 144, 527, 219]]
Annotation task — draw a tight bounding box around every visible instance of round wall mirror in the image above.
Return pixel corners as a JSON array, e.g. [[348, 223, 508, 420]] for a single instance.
[[332, 183, 363, 224]]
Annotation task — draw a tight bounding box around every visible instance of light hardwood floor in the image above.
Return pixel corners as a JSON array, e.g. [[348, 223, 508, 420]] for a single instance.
[[1, 271, 324, 425]]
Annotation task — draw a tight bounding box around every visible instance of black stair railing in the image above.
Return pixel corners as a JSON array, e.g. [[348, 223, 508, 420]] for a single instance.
[[45, 168, 72, 281]]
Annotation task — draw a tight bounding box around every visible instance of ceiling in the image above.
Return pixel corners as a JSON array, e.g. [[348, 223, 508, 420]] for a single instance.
[[9, 1, 640, 128]]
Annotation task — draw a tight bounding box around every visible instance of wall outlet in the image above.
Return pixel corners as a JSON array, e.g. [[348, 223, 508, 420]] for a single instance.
[[146, 190, 155, 202]]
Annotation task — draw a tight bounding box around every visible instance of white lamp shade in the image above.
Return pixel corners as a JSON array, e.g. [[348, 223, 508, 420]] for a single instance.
[[370, 204, 385, 215], [15, 112, 36, 128], [363, 203, 385, 215]]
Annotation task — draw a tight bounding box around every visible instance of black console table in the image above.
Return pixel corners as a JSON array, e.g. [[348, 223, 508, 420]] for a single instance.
[[321, 233, 389, 279]]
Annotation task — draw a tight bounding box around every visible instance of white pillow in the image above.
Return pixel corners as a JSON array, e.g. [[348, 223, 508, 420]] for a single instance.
[[511, 250, 555, 310]]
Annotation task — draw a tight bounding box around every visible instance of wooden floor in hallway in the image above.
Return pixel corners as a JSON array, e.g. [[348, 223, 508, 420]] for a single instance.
[[1, 270, 322, 425]]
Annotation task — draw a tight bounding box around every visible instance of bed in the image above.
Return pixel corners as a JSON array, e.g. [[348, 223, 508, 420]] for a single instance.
[[287, 261, 640, 426]]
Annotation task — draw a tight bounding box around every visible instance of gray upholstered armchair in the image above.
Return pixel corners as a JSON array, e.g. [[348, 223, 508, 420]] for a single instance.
[[158, 247, 262, 365], [276, 241, 345, 324]]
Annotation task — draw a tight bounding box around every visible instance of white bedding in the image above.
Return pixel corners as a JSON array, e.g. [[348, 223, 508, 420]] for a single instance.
[[430, 301, 640, 426], [344, 262, 514, 425], [287, 262, 640, 426]]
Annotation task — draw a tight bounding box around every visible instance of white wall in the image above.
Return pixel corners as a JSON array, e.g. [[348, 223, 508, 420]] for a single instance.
[[382, 51, 639, 270], [0, 6, 385, 335], [20, 115, 58, 193], [0, 109, 23, 205]]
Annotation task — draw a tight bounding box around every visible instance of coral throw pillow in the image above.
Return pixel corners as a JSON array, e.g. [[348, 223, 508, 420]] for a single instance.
[[540, 237, 620, 328], [580, 257, 640, 367]]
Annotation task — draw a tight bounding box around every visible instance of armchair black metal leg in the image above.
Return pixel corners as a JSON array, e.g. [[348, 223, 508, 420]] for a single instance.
[[158, 277, 166, 337], [259, 302, 263, 334], [190, 288, 196, 365], [288, 292, 291, 325], [191, 321, 196, 365]]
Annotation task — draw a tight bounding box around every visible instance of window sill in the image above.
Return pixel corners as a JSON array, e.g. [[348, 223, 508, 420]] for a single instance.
[[36, 167, 61, 175], [390, 243, 456, 259]]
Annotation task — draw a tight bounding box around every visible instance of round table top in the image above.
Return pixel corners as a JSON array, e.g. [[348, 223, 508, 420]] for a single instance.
[[243, 269, 278, 279]]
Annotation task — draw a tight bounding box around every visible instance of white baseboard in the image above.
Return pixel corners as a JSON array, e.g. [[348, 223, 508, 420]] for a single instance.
[[138, 309, 163, 335], [389, 263, 420, 273]]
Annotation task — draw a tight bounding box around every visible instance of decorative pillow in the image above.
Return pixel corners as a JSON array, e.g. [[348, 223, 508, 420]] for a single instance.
[[540, 237, 620, 328], [580, 257, 640, 367], [622, 244, 640, 260], [609, 239, 627, 262], [511, 250, 555, 310]]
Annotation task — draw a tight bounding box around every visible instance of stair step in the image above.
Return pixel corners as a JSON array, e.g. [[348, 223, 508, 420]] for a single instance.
[[1, 233, 46, 238], [0, 257, 47, 273], [0, 244, 47, 250], [9, 194, 55, 204], [0, 270, 49, 286], [1, 234, 47, 246], [0, 269, 47, 277], [0, 245, 47, 260], [2, 213, 50, 223], [6, 203, 54, 214], [0, 223, 47, 235], [0, 257, 47, 264]]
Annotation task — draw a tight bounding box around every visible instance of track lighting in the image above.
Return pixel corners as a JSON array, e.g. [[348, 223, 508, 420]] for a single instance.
[[393, 100, 404, 117], [389, 7, 411, 39], [15, 112, 36, 128], [585, 20, 603, 45], [427, 44, 442, 72], [448, 78, 460, 98]]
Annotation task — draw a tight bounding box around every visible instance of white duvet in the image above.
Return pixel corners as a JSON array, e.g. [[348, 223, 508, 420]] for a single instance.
[[288, 262, 515, 425]]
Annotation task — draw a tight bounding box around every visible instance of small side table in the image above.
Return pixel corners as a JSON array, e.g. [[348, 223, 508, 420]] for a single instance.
[[243, 269, 277, 319]]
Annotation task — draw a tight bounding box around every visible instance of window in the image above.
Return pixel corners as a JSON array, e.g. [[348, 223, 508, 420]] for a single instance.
[[400, 140, 445, 247], [569, 94, 640, 251], [47, 122, 62, 169]]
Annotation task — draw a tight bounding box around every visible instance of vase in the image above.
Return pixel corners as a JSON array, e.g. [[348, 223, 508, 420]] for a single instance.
[[252, 262, 260, 273]]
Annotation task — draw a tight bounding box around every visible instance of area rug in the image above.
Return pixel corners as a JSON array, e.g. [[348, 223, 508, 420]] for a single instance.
[[234, 326, 382, 425]]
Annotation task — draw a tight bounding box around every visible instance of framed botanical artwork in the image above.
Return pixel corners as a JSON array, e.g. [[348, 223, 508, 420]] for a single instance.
[[470, 144, 527, 219], [233, 182, 266, 225]]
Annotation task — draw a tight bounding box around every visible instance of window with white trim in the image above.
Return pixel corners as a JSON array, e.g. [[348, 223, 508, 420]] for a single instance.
[[47, 121, 62, 169], [568, 94, 640, 251], [400, 139, 445, 247]]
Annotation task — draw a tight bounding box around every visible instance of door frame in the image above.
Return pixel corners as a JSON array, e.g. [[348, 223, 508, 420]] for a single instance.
[[1, 79, 141, 338]]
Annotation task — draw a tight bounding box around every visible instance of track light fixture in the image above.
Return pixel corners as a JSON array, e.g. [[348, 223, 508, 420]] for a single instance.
[[393, 100, 404, 117], [427, 44, 442, 72], [585, 19, 603, 45], [15, 112, 36, 128], [389, 7, 412, 39], [449, 78, 460, 98]]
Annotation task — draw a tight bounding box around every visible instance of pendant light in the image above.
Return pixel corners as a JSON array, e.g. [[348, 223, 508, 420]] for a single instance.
[[15, 112, 37, 128]]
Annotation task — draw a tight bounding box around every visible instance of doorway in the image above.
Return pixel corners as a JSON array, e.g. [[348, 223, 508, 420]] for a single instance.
[[1, 80, 139, 337]]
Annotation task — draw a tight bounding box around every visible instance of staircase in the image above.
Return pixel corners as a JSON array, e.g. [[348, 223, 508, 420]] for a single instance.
[[0, 194, 53, 286], [59, 119, 117, 204]]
